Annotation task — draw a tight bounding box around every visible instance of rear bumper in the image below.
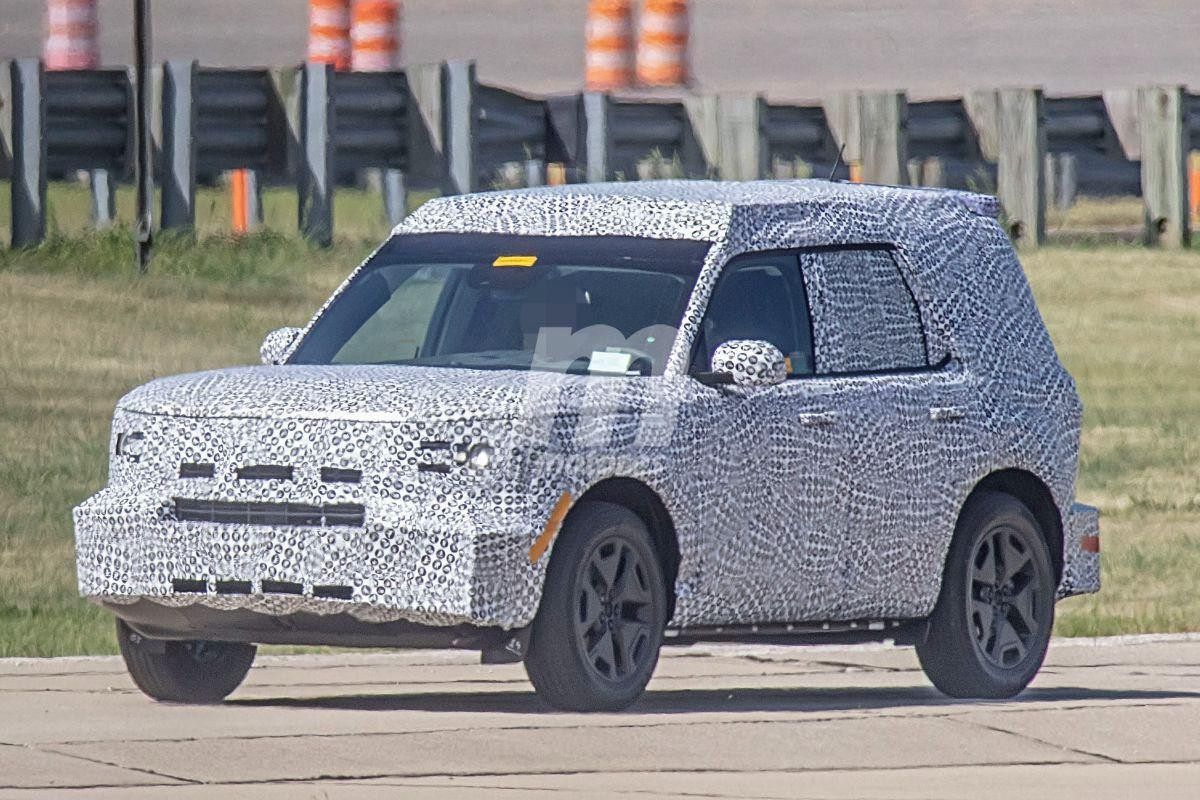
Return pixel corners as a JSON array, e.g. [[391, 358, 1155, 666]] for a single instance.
[[1058, 502, 1101, 599], [74, 485, 542, 630]]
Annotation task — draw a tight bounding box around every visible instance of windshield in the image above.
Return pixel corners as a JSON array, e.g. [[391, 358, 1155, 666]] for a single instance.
[[289, 233, 711, 376]]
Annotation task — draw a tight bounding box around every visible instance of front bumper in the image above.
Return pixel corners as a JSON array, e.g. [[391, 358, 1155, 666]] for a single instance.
[[1058, 502, 1101, 599], [74, 485, 543, 630]]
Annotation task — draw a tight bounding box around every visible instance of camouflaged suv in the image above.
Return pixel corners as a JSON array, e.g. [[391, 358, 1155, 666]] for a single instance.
[[75, 180, 1100, 711]]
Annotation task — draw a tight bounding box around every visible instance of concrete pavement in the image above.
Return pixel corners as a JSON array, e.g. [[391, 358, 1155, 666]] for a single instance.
[[3, 1, 1200, 98], [2, 634, 1200, 798]]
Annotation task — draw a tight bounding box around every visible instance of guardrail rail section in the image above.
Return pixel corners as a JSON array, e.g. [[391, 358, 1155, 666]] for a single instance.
[[2, 57, 1197, 249]]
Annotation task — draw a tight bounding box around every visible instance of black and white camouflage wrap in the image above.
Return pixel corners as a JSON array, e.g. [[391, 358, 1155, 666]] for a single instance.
[[711, 340, 788, 387], [74, 180, 1100, 632]]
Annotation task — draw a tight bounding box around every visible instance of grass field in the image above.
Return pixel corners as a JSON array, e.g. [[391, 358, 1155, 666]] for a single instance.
[[1, 193, 1199, 654]]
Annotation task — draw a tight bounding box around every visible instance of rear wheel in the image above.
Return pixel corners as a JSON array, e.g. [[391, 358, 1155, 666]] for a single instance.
[[524, 501, 667, 712], [917, 491, 1056, 698], [116, 619, 256, 703]]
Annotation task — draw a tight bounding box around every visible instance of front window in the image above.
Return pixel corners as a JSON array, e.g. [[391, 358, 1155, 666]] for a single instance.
[[289, 233, 711, 376]]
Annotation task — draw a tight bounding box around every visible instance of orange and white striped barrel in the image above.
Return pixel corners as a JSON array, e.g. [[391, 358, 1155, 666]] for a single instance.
[[44, 0, 99, 70], [309, 0, 352, 71], [585, 0, 634, 91], [351, 0, 401, 72], [636, 0, 689, 87]]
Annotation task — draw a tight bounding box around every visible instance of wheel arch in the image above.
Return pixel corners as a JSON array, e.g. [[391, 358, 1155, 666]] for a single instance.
[[574, 477, 681, 621], [966, 468, 1064, 583]]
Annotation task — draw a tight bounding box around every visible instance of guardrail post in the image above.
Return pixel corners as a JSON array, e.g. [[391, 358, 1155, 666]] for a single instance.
[[986, 88, 1045, 248], [406, 62, 445, 190], [299, 61, 334, 246], [90, 169, 116, 228], [718, 94, 767, 180], [684, 93, 766, 179], [524, 158, 545, 187], [855, 91, 907, 185], [160, 59, 196, 231], [270, 66, 302, 182], [682, 94, 719, 176], [967, 89, 1045, 245], [444, 60, 477, 194], [9, 59, 46, 247], [1138, 85, 1189, 248], [382, 167, 406, 225], [583, 91, 610, 183]]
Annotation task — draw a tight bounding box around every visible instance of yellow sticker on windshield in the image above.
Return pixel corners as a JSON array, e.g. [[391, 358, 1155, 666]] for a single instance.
[[492, 255, 538, 268]]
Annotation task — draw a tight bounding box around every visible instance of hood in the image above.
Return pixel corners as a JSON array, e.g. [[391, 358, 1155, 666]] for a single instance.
[[116, 364, 658, 424]]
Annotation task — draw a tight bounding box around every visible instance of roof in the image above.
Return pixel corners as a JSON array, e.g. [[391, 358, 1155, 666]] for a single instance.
[[397, 180, 999, 244], [396, 179, 1003, 248], [488, 179, 999, 215]]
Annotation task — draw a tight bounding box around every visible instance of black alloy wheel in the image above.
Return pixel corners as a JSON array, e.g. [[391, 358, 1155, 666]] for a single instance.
[[916, 490, 1056, 699], [525, 501, 667, 712]]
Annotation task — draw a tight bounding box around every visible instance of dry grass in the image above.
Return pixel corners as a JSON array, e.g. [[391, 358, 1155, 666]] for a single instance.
[[0, 180, 420, 245], [1022, 245, 1200, 635], [0, 226, 1198, 653], [0, 236, 363, 656]]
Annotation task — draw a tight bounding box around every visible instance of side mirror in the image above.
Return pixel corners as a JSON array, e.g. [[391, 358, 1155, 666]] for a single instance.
[[260, 326, 303, 366], [710, 339, 788, 388]]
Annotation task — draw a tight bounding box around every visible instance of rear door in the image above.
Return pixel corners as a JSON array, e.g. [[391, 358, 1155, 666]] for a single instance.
[[797, 245, 976, 619]]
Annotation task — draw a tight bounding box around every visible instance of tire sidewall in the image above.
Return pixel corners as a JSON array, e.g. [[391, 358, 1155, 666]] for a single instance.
[[920, 491, 1057, 698], [527, 501, 667, 711]]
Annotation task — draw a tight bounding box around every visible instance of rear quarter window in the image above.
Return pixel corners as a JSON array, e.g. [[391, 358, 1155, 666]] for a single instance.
[[800, 247, 928, 374]]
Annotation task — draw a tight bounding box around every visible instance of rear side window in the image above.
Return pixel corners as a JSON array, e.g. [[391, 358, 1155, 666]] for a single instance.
[[799, 248, 927, 374]]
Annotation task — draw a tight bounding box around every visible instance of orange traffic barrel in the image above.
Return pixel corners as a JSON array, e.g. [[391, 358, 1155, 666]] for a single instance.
[[585, 0, 634, 91], [636, 0, 689, 87], [351, 0, 401, 72], [309, 0, 352, 71], [44, 0, 99, 70]]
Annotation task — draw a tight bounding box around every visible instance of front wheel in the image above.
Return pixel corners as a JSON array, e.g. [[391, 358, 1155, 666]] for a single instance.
[[524, 501, 667, 712], [916, 491, 1056, 699], [116, 619, 256, 703]]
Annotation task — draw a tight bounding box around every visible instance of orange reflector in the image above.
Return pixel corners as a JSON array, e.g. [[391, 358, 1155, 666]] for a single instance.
[[1081, 535, 1100, 553], [493, 255, 538, 268], [529, 491, 573, 563]]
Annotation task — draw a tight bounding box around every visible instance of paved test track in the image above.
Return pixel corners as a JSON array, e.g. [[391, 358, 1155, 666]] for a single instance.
[[2, 634, 1200, 798], [2, 1, 1200, 99]]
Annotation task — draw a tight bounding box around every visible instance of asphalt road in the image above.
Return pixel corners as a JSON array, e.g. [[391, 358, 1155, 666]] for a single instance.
[[2, 1, 1200, 99], [3, 634, 1200, 797]]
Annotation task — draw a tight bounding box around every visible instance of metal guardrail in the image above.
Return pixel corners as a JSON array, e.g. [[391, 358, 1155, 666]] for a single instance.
[[2, 57, 1197, 249], [45, 68, 131, 175]]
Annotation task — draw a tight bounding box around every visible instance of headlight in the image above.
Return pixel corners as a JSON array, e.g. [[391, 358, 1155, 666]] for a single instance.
[[466, 442, 495, 470], [114, 431, 146, 462]]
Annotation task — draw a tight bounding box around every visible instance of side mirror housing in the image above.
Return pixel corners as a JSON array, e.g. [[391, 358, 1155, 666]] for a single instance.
[[709, 339, 788, 388], [260, 326, 303, 366]]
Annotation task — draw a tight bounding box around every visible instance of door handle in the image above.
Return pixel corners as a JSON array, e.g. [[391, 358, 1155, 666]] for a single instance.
[[929, 405, 968, 422], [798, 410, 838, 427]]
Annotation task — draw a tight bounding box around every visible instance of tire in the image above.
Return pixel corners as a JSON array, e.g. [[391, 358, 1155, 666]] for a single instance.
[[116, 619, 257, 703], [524, 501, 667, 712], [917, 490, 1056, 699]]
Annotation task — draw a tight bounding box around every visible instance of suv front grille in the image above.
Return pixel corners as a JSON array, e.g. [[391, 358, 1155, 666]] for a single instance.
[[172, 498, 365, 527]]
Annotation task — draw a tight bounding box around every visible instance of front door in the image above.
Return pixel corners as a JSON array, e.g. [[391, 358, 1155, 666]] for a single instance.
[[684, 251, 849, 623]]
